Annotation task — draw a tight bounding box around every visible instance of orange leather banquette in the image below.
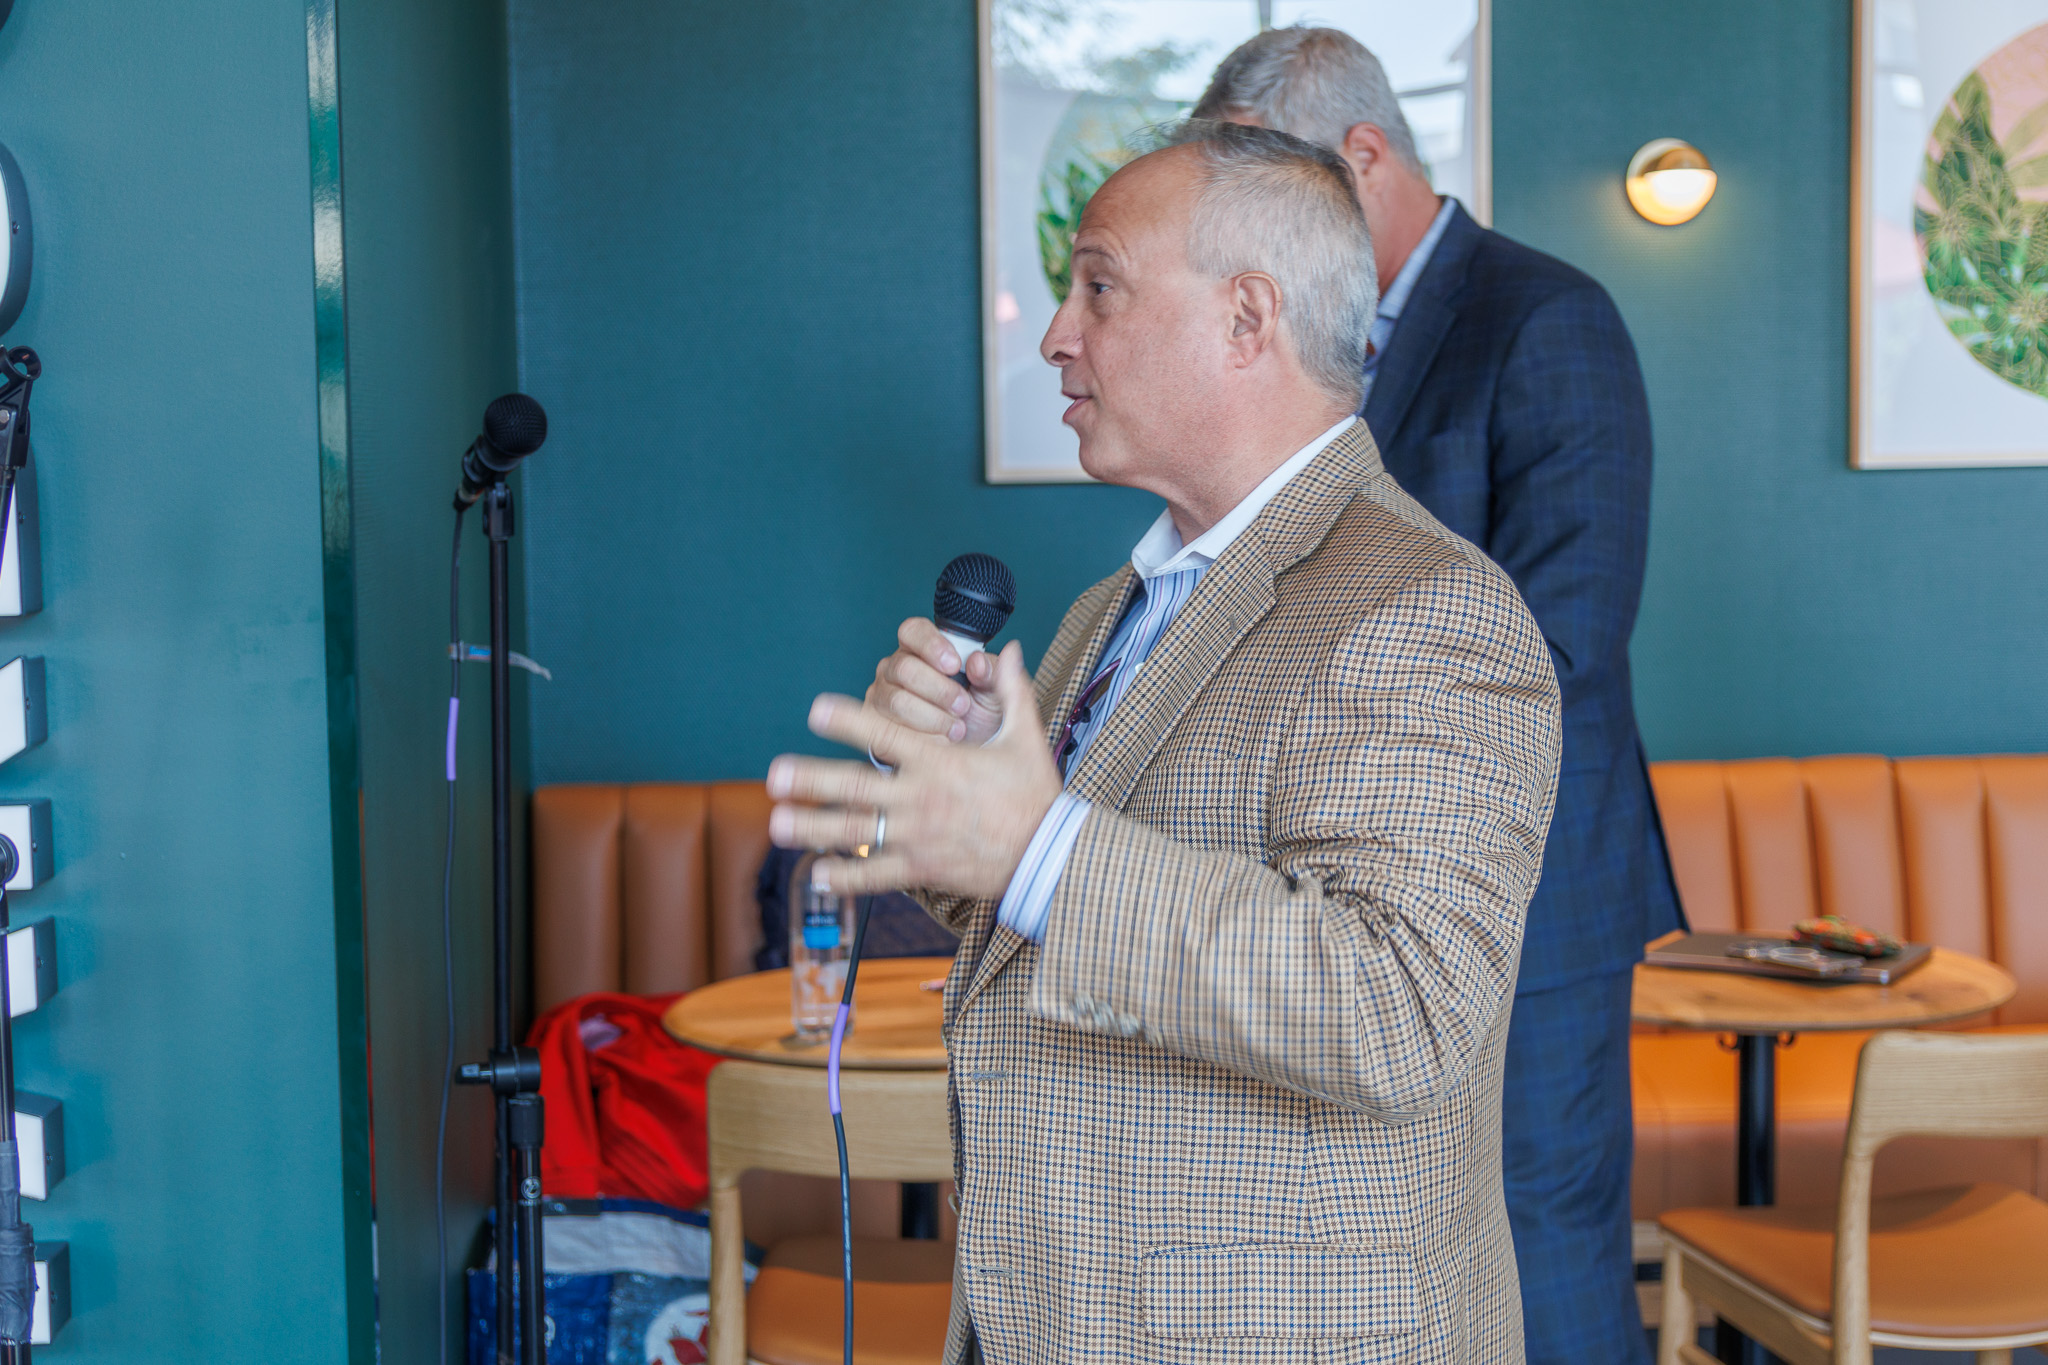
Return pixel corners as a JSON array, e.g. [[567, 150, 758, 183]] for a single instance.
[[531, 756, 2048, 1237], [1635, 755, 2048, 1221], [533, 782, 774, 1010]]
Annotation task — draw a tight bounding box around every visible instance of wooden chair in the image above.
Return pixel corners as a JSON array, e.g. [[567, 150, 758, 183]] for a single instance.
[[708, 1060, 955, 1365], [1657, 1030, 2048, 1365]]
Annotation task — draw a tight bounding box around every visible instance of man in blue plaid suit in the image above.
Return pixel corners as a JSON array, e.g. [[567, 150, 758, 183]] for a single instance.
[[1197, 27, 1685, 1365]]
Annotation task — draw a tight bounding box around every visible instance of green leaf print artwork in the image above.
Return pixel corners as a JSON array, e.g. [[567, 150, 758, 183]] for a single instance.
[[1917, 29, 2048, 399]]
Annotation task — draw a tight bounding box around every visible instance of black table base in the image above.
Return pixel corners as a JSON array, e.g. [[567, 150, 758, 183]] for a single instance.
[[1715, 1033, 1779, 1365], [901, 1182, 940, 1239]]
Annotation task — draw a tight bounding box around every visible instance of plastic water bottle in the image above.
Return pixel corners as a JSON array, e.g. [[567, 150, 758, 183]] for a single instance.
[[790, 850, 856, 1042]]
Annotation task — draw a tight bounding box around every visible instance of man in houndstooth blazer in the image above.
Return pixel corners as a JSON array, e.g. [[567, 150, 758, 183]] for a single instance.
[[770, 123, 1561, 1362]]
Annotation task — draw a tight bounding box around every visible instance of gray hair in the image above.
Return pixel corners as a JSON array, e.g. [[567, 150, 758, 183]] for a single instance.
[[1192, 25, 1423, 172], [1150, 119, 1376, 406]]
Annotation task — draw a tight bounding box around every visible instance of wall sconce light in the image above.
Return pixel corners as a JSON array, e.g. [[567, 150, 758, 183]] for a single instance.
[[6, 915, 54, 1018], [1626, 139, 1716, 225], [13, 1092, 59, 1200], [0, 655, 44, 767], [0, 802, 51, 891], [33, 1240, 68, 1343], [0, 456, 41, 618], [0, 143, 31, 335]]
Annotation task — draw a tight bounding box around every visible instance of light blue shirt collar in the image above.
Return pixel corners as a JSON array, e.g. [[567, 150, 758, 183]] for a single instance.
[[1375, 196, 1457, 327]]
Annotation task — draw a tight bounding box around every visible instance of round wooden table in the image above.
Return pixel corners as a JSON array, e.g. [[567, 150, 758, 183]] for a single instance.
[[664, 956, 954, 1237], [662, 956, 951, 1069], [1632, 937, 2015, 1364]]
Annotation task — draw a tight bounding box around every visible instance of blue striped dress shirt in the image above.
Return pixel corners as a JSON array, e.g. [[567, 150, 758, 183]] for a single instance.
[[994, 416, 1358, 942], [1357, 195, 1456, 409]]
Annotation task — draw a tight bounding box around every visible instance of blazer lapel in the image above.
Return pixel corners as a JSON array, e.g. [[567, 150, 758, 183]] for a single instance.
[[1361, 201, 1482, 449], [1037, 567, 1137, 757], [958, 425, 1386, 1013], [953, 567, 1136, 1013], [1062, 558, 1273, 814]]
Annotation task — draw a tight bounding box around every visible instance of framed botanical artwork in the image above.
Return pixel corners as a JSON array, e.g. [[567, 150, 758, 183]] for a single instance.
[[1855, 0, 2048, 467], [980, 0, 1492, 482]]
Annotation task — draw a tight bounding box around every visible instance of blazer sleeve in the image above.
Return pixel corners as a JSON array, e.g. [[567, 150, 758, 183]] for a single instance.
[[1485, 282, 1653, 727], [1028, 558, 1561, 1121]]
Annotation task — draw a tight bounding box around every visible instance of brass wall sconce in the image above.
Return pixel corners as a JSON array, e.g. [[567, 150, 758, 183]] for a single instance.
[[1626, 139, 1716, 225]]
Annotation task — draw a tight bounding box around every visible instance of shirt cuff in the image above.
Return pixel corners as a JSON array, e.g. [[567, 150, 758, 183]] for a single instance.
[[994, 793, 1092, 944]]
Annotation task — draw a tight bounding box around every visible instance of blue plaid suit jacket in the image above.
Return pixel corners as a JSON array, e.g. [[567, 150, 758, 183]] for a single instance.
[[1365, 202, 1682, 992]]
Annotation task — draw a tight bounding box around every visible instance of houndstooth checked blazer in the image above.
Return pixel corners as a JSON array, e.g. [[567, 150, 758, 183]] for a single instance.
[[922, 421, 1561, 1364]]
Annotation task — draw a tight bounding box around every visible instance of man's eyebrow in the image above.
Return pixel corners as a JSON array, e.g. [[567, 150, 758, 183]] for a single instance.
[[1072, 244, 1117, 264]]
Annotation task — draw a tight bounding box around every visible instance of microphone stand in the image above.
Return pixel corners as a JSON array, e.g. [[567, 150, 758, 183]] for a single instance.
[[0, 348, 39, 1362], [455, 480, 544, 1365], [0, 839, 27, 1358], [0, 837, 30, 1365]]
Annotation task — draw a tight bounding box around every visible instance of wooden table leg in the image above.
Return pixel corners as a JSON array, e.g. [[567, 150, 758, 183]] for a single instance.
[[1716, 1033, 1779, 1365]]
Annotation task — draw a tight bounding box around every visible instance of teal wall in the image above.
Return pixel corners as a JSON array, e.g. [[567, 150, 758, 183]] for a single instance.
[[508, 0, 1157, 784], [0, 0, 527, 1358], [1492, 0, 2048, 760], [509, 0, 2048, 783], [0, 0, 359, 1359], [327, 0, 525, 1362]]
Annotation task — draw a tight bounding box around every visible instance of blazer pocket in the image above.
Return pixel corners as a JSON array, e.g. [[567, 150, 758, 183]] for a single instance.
[[1139, 1241, 1417, 1339]]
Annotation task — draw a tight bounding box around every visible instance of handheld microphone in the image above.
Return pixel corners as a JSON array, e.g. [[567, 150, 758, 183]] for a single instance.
[[453, 393, 548, 509], [933, 553, 1016, 681]]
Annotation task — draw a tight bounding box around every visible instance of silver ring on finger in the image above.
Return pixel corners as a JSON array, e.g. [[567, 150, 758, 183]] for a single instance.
[[871, 810, 887, 855]]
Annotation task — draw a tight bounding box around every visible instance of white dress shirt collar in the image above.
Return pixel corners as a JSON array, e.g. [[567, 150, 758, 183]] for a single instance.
[[1128, 415, 1358, 581]]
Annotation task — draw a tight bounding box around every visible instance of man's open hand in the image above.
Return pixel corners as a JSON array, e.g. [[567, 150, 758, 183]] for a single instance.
[[865, 617, 1004, 745], [768, 641, 1060, 899]]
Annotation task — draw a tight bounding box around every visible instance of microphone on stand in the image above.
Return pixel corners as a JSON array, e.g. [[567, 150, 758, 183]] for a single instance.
[[933, 553, 1017, 685], [444, 390, 551, 1365], [453, 393, 548, 509]]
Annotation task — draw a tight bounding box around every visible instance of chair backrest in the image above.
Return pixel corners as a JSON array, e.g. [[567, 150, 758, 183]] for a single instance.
[[531, 782, 773, 1011], [707, 1060, 953, 1188], [1844, 1028, 2048, 1154], [1828, 1030, 2048, 1364], [1650, 755, 2048, 1022], [704, 1061, 952, 1365]]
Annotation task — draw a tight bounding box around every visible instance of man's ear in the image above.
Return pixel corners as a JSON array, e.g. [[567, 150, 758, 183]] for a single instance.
[[1225, 271, 1283, 368], [1339, 122, 1390, 184]]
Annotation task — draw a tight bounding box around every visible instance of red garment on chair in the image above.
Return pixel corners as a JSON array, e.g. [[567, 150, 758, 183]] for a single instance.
[[527, 991, 722, 1210]]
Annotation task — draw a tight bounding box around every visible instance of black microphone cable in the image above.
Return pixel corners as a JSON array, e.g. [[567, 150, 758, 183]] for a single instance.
[[437, 502, 467, 1365], [826, 884, 874, 1365]]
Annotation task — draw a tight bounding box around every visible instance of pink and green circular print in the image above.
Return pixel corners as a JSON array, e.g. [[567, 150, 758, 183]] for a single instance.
[[1917, 22, 2048, 397]]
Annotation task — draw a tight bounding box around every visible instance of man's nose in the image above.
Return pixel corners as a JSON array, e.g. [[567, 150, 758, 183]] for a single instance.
[[1040, 299, 1080, 367]]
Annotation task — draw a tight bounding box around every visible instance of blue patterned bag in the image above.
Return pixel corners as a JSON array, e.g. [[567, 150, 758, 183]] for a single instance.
[[466, 1198, 756, 1365]]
